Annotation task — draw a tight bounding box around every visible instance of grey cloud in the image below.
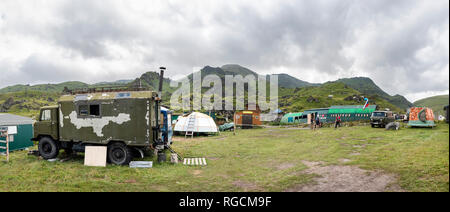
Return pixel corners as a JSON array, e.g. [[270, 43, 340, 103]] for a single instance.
[[0, 0, 448, 102], [18, 54, 81, 83], [50, 1, 141, 58]]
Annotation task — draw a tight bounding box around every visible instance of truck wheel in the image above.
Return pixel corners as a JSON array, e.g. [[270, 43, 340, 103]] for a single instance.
[[107, 142, 132, 165], [38, 137, 60, 159], [371, 124, 375, 128]]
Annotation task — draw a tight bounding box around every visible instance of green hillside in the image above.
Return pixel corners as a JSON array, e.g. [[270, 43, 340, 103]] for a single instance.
[[0, 80, 135, 94], [0, 64, 411, 117], [221, 64, 258, 76], [182, 66, 407, 112], [187, 65, 317, 89], [278, 82, 403, 113], [92, 79, 133, 87], [414, 95, 449, 117], [0, 90, 60, 118], [0, 81, 89, 94], [187, 66, 412, 109], [335, 77, 413, 109], [128, 71, 177, 105]]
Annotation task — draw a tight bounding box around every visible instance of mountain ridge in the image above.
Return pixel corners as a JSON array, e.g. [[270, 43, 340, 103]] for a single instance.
[[1, 64, 413, 111], [334, 77, 413, 109]]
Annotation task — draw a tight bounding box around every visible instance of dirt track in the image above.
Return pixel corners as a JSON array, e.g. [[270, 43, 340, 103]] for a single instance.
[[286, 160, 404, 192]]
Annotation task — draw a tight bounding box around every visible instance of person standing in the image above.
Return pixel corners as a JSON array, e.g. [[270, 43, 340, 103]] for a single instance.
[[310, 113, 315, 130], [315, 114, 321, 130], [335, 115, 341, 129]]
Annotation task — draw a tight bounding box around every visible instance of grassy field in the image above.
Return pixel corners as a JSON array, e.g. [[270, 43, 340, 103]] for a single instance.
[[0, 123, 448, 192]]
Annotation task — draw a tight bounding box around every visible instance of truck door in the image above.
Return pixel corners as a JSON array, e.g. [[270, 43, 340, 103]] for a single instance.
[[37, 108, 59, 140]]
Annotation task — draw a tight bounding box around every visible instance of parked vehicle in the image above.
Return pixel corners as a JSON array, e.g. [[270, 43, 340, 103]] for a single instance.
[[32, 68, 168, 165], [370, 111, 395, 128]]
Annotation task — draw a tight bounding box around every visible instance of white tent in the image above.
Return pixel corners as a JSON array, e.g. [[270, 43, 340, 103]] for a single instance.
[[174, 112, 218, 133]]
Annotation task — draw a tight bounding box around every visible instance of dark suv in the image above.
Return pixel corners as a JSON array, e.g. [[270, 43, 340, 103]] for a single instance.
[[370, 111, 395, 128]]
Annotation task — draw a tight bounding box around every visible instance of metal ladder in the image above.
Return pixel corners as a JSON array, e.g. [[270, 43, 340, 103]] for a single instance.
[[0, 129, 9, 162], [185, 115, 196, 139]]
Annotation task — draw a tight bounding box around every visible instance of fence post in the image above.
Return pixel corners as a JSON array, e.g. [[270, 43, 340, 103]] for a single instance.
[[6, 132, 9, 162], [233, 112, 236, 135]]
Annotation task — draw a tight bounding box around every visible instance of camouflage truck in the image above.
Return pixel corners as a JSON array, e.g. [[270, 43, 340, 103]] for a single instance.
[[370, 111, 395, 128], [32, 68, 168, 165]]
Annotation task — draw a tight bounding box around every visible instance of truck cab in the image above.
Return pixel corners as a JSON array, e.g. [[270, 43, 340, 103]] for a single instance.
[[370, 111, 395, 128], [34, 106, 59, 141]]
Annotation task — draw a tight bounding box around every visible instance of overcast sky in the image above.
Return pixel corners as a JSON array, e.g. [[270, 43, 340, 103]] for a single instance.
[[0, 0, 448, 102]]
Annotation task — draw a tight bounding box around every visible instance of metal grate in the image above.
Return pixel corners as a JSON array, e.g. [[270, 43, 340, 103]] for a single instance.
[[183, 158, 207, 166]]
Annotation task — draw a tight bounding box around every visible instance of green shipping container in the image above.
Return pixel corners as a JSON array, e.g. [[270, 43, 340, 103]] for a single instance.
[[0, 113, 34, 153]]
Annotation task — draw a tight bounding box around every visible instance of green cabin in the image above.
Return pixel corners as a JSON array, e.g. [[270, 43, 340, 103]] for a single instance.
[[280, 112, 304, 124], [280, 105, 377, 124], [303, 108, 330, 123], [0, 113, 34, 153], [327, 105, 376, 122]]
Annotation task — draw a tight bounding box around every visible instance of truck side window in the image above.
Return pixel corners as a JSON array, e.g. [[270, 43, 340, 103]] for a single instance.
[[41, 110, 51, 121], [90, 104, 100, 116], [79, 105, 88, 116]]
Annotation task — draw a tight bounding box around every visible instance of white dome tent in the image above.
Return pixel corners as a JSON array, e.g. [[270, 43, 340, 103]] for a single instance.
[[174, 112, 218, 135]]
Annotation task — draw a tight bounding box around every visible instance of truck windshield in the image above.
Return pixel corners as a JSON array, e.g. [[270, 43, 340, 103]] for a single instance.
[[372, 112, 386, 117], [41, 110, 51, 121]]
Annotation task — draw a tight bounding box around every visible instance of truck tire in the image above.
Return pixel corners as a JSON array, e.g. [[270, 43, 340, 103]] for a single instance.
[[38, 137, 60, 159], [107, 142, 133, 165]]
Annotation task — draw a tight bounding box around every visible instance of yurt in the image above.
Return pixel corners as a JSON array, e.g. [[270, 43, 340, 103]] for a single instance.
[[174, 112, 218, 135]]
